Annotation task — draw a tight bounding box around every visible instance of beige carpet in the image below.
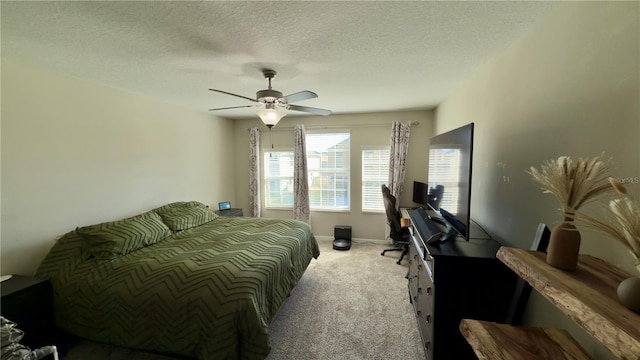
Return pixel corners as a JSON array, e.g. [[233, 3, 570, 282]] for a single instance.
[[62, 240, 424, 360]]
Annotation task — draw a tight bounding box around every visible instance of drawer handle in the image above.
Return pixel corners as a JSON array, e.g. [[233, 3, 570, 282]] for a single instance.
[[426, 314, 431, 324]]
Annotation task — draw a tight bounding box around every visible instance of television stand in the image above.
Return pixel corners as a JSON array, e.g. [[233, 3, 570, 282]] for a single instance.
[[406, 208, 517, 359]]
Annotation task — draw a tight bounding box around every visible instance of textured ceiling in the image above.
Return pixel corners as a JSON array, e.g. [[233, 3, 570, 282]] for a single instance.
[[1, 1, 554, 119]]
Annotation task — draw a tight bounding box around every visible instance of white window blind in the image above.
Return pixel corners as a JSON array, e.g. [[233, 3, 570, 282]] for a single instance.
[[306, 132, 351, 211], [264, 151, 294, 208], [362, 147, 390, 211]]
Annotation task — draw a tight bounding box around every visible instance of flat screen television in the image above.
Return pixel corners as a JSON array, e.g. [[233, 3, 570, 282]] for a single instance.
[[427, 122, 474, 241], [412, 181, 428, 207]]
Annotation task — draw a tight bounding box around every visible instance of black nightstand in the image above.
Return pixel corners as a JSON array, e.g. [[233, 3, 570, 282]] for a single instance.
[[1, 275, 59, 350], [215, 208, 243, 217]]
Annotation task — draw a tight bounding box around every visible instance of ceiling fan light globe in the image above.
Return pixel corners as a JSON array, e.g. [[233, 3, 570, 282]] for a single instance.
[[256, 108, 286, 128]]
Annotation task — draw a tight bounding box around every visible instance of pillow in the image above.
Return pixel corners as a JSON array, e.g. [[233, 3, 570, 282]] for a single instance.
[[158, 205, 217, 232], [152, 201, 206, 215], [77, 211, 171, 260]]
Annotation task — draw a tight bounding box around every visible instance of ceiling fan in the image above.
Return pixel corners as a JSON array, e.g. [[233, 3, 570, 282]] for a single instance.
[[208, 69, 332, 128]]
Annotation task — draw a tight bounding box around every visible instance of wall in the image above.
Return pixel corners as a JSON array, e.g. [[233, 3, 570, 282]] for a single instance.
[[1, 59, 236, 276], [435, 2, 639, 358], [232, 111, 433, 241]]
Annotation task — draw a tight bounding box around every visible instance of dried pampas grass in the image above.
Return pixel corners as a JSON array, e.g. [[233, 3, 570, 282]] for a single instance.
[[572, 193, 640, 275], [528, 155, 614, 217]]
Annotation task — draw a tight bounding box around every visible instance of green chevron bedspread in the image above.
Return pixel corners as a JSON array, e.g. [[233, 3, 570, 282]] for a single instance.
[[36, 204, 319, 360]]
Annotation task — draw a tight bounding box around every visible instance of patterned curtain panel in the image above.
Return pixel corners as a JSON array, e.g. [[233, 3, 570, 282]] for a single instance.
[[249, 127, 261, 217], [386, 121, 411, 240], [388, 121, 412, 202], [293, 124, 311, 224]]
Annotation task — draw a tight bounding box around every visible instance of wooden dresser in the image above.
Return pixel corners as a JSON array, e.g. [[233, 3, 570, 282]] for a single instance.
[[406, 208, 517, 359]]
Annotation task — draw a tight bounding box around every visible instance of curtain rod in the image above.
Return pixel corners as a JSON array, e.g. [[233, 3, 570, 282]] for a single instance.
[[248, 121, 420, 131]]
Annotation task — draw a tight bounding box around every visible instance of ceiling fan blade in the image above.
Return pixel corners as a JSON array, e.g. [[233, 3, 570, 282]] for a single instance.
[[287, 104, 332, 116], [209, 89, 258, 103], [208, 105, 256, 111], [283, 90, 318, 103]]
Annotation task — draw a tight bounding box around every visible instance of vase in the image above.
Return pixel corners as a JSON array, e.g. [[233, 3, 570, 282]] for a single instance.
[[617, 277, 640, 313], [546, 221, 581, 271]]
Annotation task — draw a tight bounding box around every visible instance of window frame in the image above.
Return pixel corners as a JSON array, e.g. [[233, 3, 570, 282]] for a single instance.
[[361, 146, 390, 213], [263, 149, 295, 209], [305, 130, 351, 212], [262, 131, 352, 212]]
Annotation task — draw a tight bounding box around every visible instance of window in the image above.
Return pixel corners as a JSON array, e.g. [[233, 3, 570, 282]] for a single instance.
[[306, 132, 351, 211], [263, 132, 351, 211], [264, 151, 294, 208], [362, 147, 390, 211]]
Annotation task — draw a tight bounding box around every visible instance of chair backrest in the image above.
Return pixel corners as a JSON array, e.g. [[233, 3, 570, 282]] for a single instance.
[[428, 185, 445, 210], [382, 184, 403, 238], [504, 223, 551, 325]]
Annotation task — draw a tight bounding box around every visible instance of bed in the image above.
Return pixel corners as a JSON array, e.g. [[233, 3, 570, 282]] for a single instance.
[[36, 201, 320, 360]]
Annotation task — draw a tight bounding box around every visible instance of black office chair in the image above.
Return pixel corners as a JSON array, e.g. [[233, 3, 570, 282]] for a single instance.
[[427, 185, 444, 211], [504, 223, 551, 325], [380, 184, 411, 265]]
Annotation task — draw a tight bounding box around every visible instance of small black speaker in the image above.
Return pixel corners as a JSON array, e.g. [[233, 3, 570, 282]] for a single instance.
[[333, 225, 352, 250]]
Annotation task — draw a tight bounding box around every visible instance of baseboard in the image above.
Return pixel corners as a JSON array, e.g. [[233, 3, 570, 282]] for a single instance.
[[314, 235, 388, 245]]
